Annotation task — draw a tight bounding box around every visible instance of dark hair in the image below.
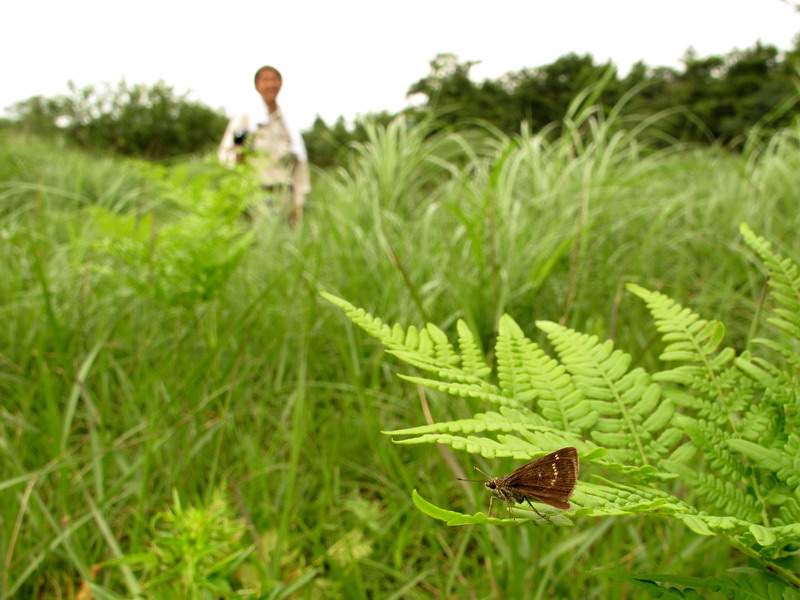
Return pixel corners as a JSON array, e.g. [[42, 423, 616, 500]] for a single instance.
[[254, 65, 282, 86]]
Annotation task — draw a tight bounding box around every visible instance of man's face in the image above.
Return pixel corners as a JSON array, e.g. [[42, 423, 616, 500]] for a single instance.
[[256, 69, 282, 104]]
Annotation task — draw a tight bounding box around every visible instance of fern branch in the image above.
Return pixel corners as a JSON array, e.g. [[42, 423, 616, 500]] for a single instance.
[[594, 568, 800, 599], [741, 222, 800, 344], [496, 315, 599, 432], [627, 283, 740, 432], [536, 320, 670, 466]]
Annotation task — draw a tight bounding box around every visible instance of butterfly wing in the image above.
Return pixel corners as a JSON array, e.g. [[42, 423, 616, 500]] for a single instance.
[[503, 447, 580, 510]]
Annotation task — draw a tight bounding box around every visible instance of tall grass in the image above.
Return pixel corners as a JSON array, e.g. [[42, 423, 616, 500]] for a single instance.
[[1, 102, 799, 598]]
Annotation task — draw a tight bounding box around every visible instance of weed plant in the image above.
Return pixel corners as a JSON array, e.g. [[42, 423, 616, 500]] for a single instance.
[[1, 98, 800, 599]]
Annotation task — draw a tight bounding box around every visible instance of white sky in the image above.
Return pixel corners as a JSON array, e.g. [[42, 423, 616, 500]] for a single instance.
[[3, 0, 799, 131]]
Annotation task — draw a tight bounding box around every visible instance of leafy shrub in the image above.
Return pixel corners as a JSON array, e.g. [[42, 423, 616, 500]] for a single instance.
[[108, 490, 254, 599], [7, 80, 228, 160], [87, 161, 256, 307]]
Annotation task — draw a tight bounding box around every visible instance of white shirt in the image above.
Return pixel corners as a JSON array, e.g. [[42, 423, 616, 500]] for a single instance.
[[218, 103, 311, 204]]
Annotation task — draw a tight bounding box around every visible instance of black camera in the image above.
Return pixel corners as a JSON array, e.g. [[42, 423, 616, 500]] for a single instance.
[[233, 130, 248, 145]]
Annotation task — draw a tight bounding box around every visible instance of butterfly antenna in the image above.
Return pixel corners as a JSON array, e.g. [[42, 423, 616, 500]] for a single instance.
[[457, 466, 491, 483]]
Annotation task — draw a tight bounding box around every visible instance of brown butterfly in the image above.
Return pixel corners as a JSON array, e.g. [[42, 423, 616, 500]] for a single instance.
[[460, 447, 580, 519]]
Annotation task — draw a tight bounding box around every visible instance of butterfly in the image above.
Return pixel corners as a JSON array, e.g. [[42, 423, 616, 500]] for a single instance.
[[461, 447, 580, 519]]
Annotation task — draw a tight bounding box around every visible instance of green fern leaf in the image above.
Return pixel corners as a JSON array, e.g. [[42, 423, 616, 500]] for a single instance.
[[669, 414, 752, 481], [385, 409, 548, 436], [727, 439, 800, 490], [496, 315, 599, 432], [741, 222, 800, 344], [397, 374, 524, 409], [575, 479, 689, 516], [321, 292, 460, 367], [411, 490, 574, 526], [456, 320, 492, 379], [594, 568, 800, 600], [391, 430, 582, 460], [536, 320, 671, 466], [749, 337, 800, 375], [626, 284, 734, 382], [660, 459, 761, 522]]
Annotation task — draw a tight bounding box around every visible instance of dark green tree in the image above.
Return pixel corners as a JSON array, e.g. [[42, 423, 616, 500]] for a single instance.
[[407, 53, 514, 131], [7, 80, 228, 160], [302, 111, 396, 169]]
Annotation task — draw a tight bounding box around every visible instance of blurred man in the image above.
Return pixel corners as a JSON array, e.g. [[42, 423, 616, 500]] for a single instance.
[[218, 66, 310, 225]]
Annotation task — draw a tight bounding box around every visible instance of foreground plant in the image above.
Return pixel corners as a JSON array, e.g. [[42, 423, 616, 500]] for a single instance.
[[107, 490, 255, 599], [324, 223, 800, 598]]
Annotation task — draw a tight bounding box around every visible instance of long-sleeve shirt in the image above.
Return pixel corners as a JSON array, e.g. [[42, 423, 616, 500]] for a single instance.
[[218, 105, 311, 207]]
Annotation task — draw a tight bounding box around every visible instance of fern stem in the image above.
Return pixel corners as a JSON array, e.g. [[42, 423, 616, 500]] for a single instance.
[[746, 274, 770, 347], [561, 183, 589, 326], [389, 243, 432, 323], [722, 534, 800, 589], [417, 386, 475, 505]]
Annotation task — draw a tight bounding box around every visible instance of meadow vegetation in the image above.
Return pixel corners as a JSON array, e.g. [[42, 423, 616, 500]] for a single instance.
[[2, 97, 800, 598]]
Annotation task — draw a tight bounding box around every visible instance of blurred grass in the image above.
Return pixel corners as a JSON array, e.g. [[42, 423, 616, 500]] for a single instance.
[[1, 107, 799, 599]]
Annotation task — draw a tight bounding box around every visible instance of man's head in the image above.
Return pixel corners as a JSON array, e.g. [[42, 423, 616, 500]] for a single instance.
[[254, 66, 282, 108]]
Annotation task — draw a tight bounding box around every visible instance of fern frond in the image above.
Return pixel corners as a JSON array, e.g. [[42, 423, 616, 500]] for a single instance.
[[627, 283, 728, 361], [495, 314, 539, 404], [734, 353, 794, 445], [727, 438, 800, 490], [741, 222, 800, 343], [390, 432, 539, 459], [594, 568, 800, 600], [577, 478, 690, 516], [390, 430, 585, 460], [660, 460, 761, 522], [456, 320, 492, 379], [669, 414, 752, 481], [413, 479, 690, 526], [397, 374, 523, 409], [626, 285, 738, 406], [385, 409, 548, 437], [750, 522, 800, 550], [496, 315, 599, 432], [536, 320, 672, 466], [749, 338, 800, 376], [411, 490, 575, 526], [777, 497, 800, 527], [321, 292, 461, 369], [739, 397, 782, 445], [736, 351, 800, 395]]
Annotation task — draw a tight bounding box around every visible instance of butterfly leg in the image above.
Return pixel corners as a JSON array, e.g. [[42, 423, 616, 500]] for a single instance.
[[524, 498, 550, 521], [505, 501, 518, 520]]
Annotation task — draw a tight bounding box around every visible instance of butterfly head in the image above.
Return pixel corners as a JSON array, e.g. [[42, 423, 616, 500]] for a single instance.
[[485, 478, 503, 492]]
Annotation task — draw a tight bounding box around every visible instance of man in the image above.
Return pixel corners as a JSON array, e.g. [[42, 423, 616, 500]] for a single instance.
[[218, 66, 311, 225]]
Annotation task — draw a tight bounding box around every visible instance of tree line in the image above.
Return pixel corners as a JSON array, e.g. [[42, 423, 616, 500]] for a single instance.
[[3, 80, 228, 161], [307, 41, 800, 167], [3, 39, 799, 164]]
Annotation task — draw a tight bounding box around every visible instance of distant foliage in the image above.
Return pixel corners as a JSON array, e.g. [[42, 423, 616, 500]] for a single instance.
[[8, 80, 228, 160], [109, 490, 254, 598], [87, 161, 256, 307], [306, 41, 800, 164], [408, 44, 800, 144], [303, 111, 397, 169], [7, 39, 799, 167], [325, 223, 800, 596]]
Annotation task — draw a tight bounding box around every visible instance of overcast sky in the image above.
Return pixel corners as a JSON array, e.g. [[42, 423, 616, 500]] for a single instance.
[[3, 1, 798, 130]]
